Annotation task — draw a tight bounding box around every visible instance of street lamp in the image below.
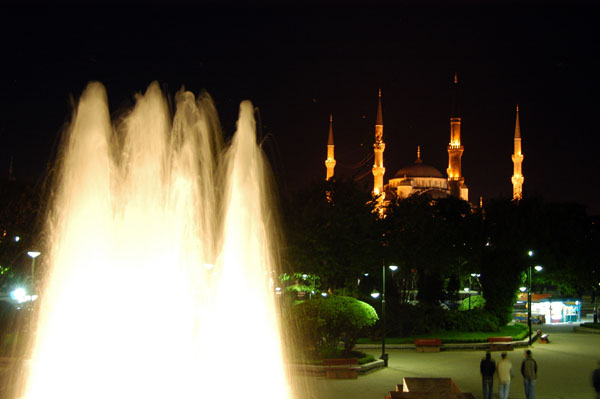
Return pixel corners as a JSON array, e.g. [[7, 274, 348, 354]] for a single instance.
[[27, 251, 41, 295], [595, 282, 600, 323], [464, 287, 471, 309], [526, 250, 543, 345], [373, 263, 398, 367]]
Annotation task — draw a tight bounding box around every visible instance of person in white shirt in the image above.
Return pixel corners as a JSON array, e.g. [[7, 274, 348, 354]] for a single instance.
[[496, 352, 512, 399]]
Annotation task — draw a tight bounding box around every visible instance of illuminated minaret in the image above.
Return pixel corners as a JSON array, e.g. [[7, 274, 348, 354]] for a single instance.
[[325, 114, 336, 180], [372, 89, 386, 198], [511, 105, 524, 200], [447, 74, 468, 201]]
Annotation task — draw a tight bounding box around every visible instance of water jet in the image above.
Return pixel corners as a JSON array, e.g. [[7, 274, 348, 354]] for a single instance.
[[18, 82, 291, 399]]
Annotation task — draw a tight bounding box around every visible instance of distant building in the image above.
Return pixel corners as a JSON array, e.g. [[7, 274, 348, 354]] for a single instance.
[[324, 75, 525, 205]]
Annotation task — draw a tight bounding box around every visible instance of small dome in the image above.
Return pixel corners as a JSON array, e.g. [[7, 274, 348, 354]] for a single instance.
[[394, 161, 444, 178]]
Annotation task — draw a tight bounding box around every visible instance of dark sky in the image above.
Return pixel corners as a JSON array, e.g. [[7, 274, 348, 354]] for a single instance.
[[1, 4, 599, 213]]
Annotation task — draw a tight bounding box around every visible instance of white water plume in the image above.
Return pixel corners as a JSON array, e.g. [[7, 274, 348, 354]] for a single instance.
[[23, 81, 291, 399]]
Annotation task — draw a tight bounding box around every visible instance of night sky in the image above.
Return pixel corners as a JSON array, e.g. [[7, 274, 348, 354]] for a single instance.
[[1, 4, 599, 213]]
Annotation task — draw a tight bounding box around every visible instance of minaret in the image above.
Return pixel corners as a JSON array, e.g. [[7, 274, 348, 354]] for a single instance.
[[511, 105, 524, 200], [372, 89, 386, 198], [325, 114, 336, 181], [447, 74, 468, 201]]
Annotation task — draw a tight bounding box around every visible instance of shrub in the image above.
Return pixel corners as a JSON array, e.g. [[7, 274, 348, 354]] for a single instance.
[[290, 295, 378, 357], [357, 353, 375, 365], [458, 295, 486, 311], [444, 309, 500, 332], [580, 322, 600, 330], [386, 302, 448, 336], [512, 323, 529, 340], [385, 302, 500, 336]]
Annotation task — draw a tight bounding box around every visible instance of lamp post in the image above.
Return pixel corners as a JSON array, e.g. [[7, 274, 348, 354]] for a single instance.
[[469, 273, 481, 310], [27, 251, 41, 296], [371, 263, 397, 367], [595, 283, 599, 324], [527, 265, 533, 345], [467, 276, 472, 310], [526, 250, 543, 345]]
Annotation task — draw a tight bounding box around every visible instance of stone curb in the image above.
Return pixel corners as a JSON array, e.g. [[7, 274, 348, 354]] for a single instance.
[[574, 326, 600, 334], [289, 359, 385, 376], [355, 338, 531, 351]]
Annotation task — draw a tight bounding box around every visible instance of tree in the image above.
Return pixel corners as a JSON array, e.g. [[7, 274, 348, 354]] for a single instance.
[[282, 178, 380, 291], [529, 202, 595, 297], [381, 194, 478, 305], [479, 198, 548, 322]]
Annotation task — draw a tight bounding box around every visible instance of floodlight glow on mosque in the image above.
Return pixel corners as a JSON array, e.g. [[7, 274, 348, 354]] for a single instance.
[[324, 75, 525, 205]]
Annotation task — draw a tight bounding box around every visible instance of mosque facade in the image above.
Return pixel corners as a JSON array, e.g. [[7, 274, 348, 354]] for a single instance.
[[325, 76, 524, 205]]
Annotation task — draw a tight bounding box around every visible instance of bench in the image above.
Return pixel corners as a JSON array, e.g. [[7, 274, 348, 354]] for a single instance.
[[414, 339, 442, 352], [487, 336, 512, 343], [487, 336, 513, 351], [322, 358, 359, 379]]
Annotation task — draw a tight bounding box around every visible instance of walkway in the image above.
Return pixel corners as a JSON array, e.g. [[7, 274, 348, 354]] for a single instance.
[[290, 325, 600, 399]]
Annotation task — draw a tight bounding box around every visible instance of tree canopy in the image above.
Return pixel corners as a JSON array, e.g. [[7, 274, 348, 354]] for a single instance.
[[282, 178, 379, 291], [283, 181, 599, 322]]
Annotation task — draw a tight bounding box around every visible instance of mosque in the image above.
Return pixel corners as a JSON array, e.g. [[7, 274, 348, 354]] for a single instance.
[[324, 76, 524, 205]]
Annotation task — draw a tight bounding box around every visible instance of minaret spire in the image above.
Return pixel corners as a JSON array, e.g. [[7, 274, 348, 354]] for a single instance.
[[451, 73, 459, 118], [447, 74, 468, 201], [325, 113, 336, 181], [376, 88, 383, 125], [372, 88, 386, 199], [514, 105, 521, 138], [511, 105, 524, 200]]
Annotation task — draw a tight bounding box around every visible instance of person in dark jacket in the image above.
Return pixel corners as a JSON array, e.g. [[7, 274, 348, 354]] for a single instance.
[[521, 349, 538, 399], [480, 351, 496, 399], [593, 360, 600, 399]]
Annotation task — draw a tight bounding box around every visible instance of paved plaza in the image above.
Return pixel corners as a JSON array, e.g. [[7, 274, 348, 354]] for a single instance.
[[291, 325, 600, 399], [1, 324, 598, 398]]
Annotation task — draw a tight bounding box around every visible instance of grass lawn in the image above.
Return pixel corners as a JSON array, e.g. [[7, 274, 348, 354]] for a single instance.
[[356, 323, 529, 344]]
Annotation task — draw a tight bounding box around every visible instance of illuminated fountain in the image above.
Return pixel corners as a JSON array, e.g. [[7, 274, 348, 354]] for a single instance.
[[22, 82, 291, 399]]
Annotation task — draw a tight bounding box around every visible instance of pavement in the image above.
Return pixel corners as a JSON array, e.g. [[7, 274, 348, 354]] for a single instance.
[[290, 323, 600, 399], [1, 323, 597, 399]]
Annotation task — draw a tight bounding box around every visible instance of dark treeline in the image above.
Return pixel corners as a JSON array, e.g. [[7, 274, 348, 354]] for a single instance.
[[282, 178, 599, 324], [1, 177, 598, 328]]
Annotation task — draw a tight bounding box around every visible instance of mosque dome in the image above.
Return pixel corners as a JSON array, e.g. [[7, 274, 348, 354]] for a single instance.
[[393, 146, 444, 178], [394, 161, 444, 179], [386, 146, 449, 199]]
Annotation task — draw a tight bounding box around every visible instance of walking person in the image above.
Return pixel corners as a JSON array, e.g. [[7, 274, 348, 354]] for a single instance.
[[521, 349, 538, 399], [496, 352, 512, 399], [480, 351, 496, 399], [593, 360, 600, 399]]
